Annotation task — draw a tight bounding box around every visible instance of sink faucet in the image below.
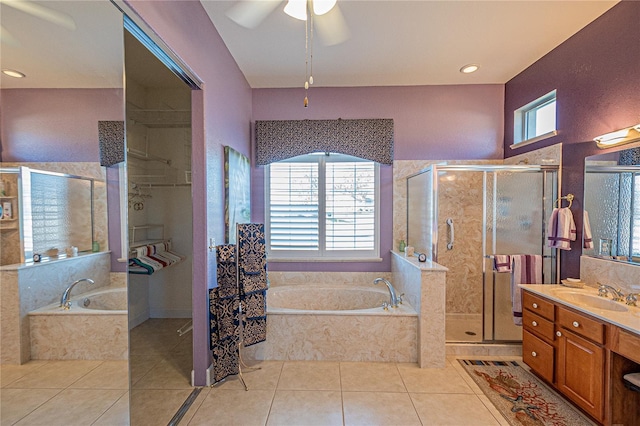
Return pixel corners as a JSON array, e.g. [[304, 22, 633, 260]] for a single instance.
[[374, 278, 400, 308], [60, 278, 94, 309], [597, 283, 625, 302]]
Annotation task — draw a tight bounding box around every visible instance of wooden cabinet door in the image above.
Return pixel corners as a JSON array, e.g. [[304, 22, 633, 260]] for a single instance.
[[557, 328, 605, 422]]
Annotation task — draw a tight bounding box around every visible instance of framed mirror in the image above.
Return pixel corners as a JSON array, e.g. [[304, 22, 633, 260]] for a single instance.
[[583, 145, 640, 265]]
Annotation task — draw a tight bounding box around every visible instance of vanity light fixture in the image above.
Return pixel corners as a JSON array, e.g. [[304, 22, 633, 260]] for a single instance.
[[460, 64, 479, 74], [2, 69, 26, 78], [595, 124, 640, 149]]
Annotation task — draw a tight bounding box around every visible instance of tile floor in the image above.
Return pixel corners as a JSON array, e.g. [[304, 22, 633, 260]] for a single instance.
[[1, 317, 522, 425]]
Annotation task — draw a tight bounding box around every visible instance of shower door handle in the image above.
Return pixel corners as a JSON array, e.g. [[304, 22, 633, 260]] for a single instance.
[[446, 218, 454, 250]]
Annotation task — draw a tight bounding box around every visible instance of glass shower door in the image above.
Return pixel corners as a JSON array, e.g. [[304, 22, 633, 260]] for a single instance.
[[484, 170, 554, 341]]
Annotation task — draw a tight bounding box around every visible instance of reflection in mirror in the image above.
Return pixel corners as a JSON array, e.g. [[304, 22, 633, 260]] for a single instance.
[[583, 146, 640, 264], [0, 1, 128, 424]]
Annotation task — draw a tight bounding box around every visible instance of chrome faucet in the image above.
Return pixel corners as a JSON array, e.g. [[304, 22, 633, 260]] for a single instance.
[[597, 283, 625, 302], [625, 293, 638, 306], [374, 278, 400, 308], [60, 278, 94, 309]]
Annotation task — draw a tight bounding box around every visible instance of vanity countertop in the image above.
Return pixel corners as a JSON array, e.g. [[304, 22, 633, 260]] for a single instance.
[[520, 284, 640, 337]]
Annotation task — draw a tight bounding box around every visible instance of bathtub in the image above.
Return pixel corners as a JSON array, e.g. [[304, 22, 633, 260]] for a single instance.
[[28, 287, 128, 360], [244, 285, 418, 363]]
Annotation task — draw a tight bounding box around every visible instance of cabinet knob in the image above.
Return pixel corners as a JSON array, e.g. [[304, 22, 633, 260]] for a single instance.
[[532, 303, 538, 309], [556, 331, 562, 337], [572, 321, 580, 328], [531, 351, 537, 357], [532, 321, 538, 327]]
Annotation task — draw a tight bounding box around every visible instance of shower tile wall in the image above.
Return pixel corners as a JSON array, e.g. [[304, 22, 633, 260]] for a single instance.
[[436, 171, 484, 316], [0, 162, 109, 253], [393, 160, 500, 252], [503, 143, 562, 166]]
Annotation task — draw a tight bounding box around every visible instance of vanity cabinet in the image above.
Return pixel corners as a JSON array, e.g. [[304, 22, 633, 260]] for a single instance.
[[522, 291, 606, 423]]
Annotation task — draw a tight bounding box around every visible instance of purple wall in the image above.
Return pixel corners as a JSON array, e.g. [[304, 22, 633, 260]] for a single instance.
[[123, 0, 252, 386], [252, 84, 505, 271], [0, 88, 126, 272], [1, 89, 123, 161], [504, 1, 640, 278]]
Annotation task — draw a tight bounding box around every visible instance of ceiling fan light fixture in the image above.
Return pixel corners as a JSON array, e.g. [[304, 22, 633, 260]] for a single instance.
[[313, 0, 337, 16], [284, 0, 307, 21], [460, 64, 480, 74], [2, 69, 26, 78]]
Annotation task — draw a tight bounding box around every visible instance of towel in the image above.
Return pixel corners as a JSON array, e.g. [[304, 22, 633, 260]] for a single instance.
[[493, 255, 511, 273], [237, 223, 268, 346], [209, 287, 240, 383], [547, 207, 576, 250], [583, 211, 594, 249], [511, 255, 543, 326]]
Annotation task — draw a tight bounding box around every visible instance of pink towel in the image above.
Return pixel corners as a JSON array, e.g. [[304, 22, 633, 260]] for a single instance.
[[547, 207, 576, 250], [493, 255, 511, 273], [583, 211, 594, 249], [511, 255, 543, 326]]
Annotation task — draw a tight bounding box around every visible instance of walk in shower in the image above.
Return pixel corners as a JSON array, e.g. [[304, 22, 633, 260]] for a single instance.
[[407, 164, 559, 343]]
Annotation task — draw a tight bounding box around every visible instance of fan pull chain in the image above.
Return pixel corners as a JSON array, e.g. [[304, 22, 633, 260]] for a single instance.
[[304, 7, 309, 107]]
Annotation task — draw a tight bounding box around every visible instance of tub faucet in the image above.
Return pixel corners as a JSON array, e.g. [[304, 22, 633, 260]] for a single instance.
[[60, 278, 94, 309], [374, 278, 400, 308], [597, 283, 625, 302]]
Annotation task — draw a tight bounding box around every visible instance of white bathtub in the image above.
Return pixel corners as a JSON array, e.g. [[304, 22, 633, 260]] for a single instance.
[[28, 287, 128, 360], [244, 284, 418, 363]]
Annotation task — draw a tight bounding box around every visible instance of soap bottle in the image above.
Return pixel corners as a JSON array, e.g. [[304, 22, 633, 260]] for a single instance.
[[398, 239, 406, 252]]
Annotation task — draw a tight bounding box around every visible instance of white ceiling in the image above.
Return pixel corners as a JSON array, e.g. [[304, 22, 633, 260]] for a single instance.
[[0, 1, 619, 90], [202, 0, 619, 88]]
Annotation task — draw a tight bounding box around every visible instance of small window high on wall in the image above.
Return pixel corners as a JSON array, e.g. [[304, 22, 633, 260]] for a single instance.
[[265, 153, 380, 261], [513, 90, 557, 147]]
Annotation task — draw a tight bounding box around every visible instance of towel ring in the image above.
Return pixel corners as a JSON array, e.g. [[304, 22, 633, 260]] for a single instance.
[[554, 193, 574, 208]]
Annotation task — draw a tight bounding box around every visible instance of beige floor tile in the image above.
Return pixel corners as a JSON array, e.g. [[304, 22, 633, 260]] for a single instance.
[[476, 394, 511, 426], [6, 360, 102, 389], [187, 388, 274, 426], [69, 360, 129, 390], [0, 388, 60, 425], [93, 392, 130, 426], [129, 389, 193, 426], [450, 359, 485, 395], [214, 361, 283, 391], [397, 363, 474, 393], [278, 361, 341, 391], [133, 359, 192, 390], [178, 387, 210, 425], [129, 355, 163, 386], [410, 393, 501, 425], [14, 388, 126, 426], [340, 362, 406, 392], [342, 391, 421, 426], [267, 390, 343, 426], [0, 361, 49, 388]]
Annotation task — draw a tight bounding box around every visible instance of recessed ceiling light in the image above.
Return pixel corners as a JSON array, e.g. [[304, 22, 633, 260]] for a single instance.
[[460, 64, 479, 74], [2, 69, 26, 78]]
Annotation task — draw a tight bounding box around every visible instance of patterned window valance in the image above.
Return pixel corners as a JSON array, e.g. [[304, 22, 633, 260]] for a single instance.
[[255, 118, 394, 165]]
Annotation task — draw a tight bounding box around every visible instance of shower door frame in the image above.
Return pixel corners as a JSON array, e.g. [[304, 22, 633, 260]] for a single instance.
[[408, 164, 560, 343]]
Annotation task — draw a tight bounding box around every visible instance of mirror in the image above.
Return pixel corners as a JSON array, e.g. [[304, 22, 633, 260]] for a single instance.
[[0, 1, 128, 423], [583, 145, 640, 264]]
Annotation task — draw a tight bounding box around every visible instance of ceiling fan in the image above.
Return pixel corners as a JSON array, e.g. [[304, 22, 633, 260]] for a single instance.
[[1, 0, 76, 47], [225, 0, 350, 46]]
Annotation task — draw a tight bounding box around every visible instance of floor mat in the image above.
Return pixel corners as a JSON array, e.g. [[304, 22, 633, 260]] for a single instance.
[[458, 360, 595, 426]]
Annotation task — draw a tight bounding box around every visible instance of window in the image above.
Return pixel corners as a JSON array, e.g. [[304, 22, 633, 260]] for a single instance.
[[513, 90, 557, 146], [266, 153, 379, 260]]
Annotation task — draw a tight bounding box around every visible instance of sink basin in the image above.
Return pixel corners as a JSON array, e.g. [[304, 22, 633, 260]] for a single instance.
[[552, 290, 628, 312]]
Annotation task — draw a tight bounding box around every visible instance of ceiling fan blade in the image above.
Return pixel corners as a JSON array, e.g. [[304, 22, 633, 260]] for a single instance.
[[315, 3, 349, 46], [1, 0, 76, 30], [0, 24, 19, 46], [226, 0, 282, 29]]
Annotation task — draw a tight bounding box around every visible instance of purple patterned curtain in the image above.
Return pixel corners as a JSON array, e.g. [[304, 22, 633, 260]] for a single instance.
[[255, 119, 394, 165]]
